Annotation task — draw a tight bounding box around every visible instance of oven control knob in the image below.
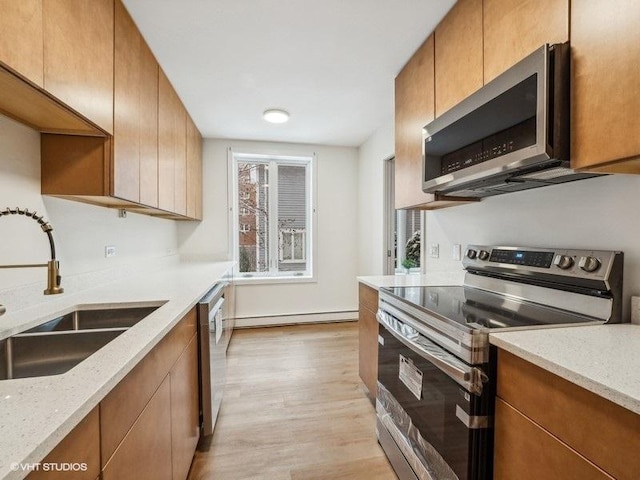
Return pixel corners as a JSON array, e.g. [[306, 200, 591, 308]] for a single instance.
[[553, 255, 574, 270], [478, 250, 490, 261], [579, 256, 601, 273], [466, 249, 478, 259]]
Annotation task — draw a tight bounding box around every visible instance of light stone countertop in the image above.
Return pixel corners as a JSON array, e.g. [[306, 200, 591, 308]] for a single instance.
[[357, 271, 465, 290], [490, 324, 640, 416], [0, 260, 234, 480]]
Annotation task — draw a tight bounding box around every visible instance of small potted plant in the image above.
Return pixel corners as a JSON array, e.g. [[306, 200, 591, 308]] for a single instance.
[[401, 258, 416, 274]]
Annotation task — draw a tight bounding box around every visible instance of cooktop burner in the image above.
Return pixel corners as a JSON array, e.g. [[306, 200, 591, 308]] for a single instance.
[[383, 285, 602, 330]]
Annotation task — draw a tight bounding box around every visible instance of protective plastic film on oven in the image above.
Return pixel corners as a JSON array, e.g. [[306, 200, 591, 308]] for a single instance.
[[377, 382, 460, 480]]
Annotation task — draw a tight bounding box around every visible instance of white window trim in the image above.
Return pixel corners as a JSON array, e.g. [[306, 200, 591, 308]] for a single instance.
[[228, 147, 318, 284]]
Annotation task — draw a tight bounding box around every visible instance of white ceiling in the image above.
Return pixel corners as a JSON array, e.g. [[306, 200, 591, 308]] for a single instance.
[[122, 0, 457, 147]]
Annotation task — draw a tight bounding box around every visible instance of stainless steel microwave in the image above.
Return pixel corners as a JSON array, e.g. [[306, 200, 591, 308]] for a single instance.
[[422, 43, 602, 198]]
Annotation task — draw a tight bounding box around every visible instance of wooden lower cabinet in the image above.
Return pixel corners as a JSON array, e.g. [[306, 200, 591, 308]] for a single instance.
[[27, 408, 100, 480], [31, 309, 200, 479], [495, 349, 640, 480], [170, 336, 200, 480], [494, 398, 612, 480], [358, 283, 379, 399], [102, 376, 173, 480]]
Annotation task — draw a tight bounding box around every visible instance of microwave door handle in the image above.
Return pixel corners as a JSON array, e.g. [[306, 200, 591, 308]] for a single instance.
[[377, 311, 484, 394]]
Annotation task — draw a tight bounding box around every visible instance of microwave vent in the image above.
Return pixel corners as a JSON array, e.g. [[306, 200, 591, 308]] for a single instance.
[[513, 167, 577, 181]]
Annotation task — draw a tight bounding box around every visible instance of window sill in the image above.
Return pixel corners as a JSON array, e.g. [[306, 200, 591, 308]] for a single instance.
[[234, 275, 317, 286]]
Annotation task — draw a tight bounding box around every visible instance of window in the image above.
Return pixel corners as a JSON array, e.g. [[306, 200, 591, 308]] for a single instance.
[[231, 151, 315, 280], [384, 157, 422, 274], [279, 229, 306, 262]]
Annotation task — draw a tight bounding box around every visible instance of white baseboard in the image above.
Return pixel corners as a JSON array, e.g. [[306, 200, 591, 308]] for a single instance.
[[234, 310, 358, 328]]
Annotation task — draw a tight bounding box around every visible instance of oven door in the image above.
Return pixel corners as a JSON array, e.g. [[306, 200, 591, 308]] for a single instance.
[[376, 310, 493, 480]]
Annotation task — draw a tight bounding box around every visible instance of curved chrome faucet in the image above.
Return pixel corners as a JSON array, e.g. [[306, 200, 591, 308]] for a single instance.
[[0, 207, 64, 297]]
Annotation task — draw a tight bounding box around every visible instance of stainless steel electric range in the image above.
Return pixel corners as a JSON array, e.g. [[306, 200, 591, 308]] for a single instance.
[[375, 245, 624, 480]]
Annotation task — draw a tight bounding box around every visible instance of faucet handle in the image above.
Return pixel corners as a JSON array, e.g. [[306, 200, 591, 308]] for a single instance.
[[0, 304, 5, 317]]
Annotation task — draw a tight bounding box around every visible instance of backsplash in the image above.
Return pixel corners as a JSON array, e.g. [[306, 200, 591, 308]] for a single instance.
[[425, 173, 640, 319], [0, 114, 179, 292]]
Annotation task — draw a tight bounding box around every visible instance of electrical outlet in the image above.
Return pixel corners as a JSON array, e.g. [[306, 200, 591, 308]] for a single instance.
[[631, 296, 640, 325], [452, 244, 462, 261], [105, 245, 116, 258], [429, 244, 439, 259]]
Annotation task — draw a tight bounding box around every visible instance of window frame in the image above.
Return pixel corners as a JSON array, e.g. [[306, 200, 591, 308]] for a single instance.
[[228, 148, 317, 284]]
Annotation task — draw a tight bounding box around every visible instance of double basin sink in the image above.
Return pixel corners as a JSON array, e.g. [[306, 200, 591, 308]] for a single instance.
[[0, 305, 161, 380]]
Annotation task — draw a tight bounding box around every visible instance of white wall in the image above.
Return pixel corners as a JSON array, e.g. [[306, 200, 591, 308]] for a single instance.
[[424, 174, 640, 318], [178, 138, 359, 319], [356, 118, 394, 276], [0, 114, 178, 292]]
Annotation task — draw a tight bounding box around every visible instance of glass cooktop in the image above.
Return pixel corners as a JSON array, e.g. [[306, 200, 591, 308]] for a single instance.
[[382, 286, 602, 330]]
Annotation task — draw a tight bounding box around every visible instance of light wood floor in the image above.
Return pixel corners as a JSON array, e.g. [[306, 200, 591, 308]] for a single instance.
[[188, 322, 397, 480]]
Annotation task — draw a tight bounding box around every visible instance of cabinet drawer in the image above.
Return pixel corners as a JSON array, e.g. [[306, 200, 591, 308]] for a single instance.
[[497, 349, 640, 479], [494, 398, 612, 480], [100, 308, 197, 464], [358, 283, 378, 314]]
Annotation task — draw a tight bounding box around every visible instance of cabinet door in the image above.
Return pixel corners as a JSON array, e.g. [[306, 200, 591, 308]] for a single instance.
[[139, 40, 159, 208], [434, 0, 483, 116], [571, 0, 640, 172], [158, 69, 184, 213], [186, 115, 203, 220], [0, 0, 43, 86], [358, 283, 378, 399], [113, 0, 141, 202], [494, 399, 613, 480], [170, 336, 200, 480], [102, 376, 173, 480], [27, 408, 100, 480], [483, 0, 568, 83], [394, 35, 436, 210], [174, 102, 188, 216], [43, 0, 114, 133]]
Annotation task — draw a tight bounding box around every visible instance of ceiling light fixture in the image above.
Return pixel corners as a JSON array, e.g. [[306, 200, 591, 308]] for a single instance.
[[263, 109, 290, 124]]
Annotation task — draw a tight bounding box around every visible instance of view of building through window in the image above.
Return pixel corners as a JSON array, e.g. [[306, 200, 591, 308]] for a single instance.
[[233, 153, 313, 278]]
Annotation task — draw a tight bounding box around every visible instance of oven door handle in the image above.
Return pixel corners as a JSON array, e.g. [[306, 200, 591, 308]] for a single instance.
[[377, 310, 486, 394]]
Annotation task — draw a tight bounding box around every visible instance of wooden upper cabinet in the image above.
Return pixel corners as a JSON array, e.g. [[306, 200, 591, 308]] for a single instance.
[[571, 0, 640, 172], [395, 36, 473, 210], [0, 0, 44, 86], [113, 0, 142, 202], [113, 0, 160, 206], [174, 102, 188, 216], [394, 35, 436, 209], [186, 115, 203, 220], [434, 0, 483, 117], [483, 0, 569, 83], [43, 0, 114, 133], [139, 40, 159, 208], [158, 69, 185, 213]]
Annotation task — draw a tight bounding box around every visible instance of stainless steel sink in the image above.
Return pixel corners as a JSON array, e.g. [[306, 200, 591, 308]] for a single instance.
[[0, 304, 161, 380], [0, 329, 125, 380], [23, 306, 159, 333]]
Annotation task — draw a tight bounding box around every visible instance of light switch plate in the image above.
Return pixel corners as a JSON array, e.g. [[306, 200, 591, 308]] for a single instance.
[[105, 245, 116, 258], [429, 244, 439, 259], [452, 244, 462, 261]]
